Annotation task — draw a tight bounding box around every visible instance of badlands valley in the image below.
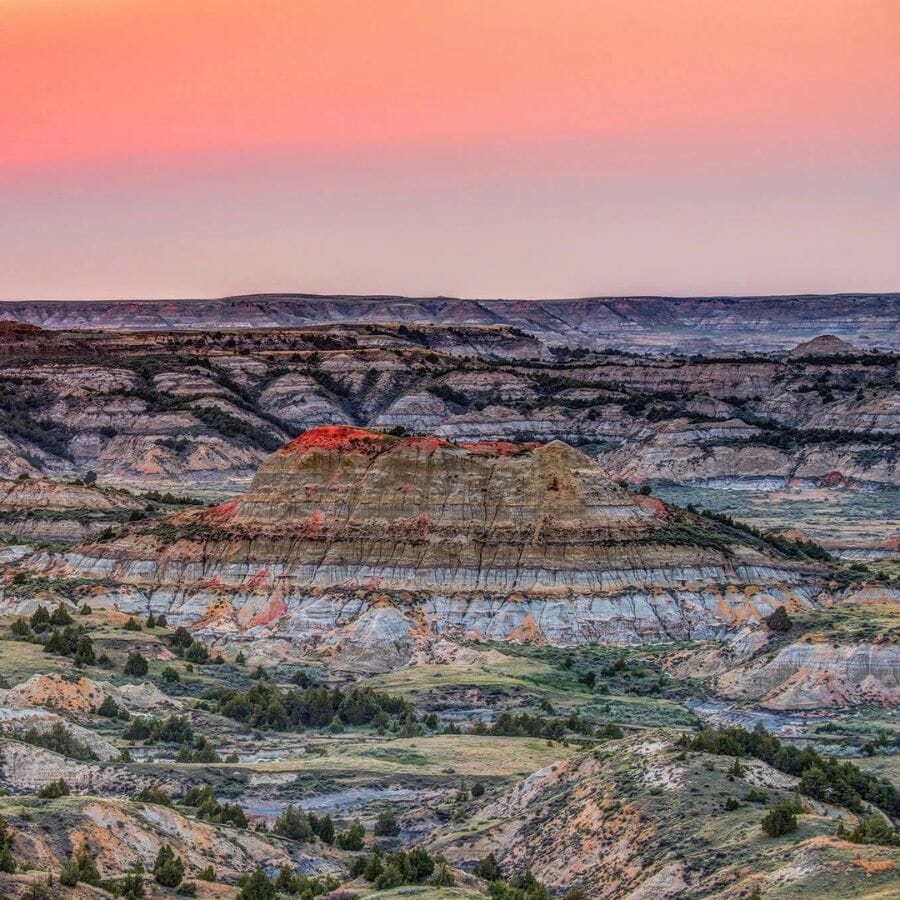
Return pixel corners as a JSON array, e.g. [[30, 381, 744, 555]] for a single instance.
[[0, 295, 897, 899]]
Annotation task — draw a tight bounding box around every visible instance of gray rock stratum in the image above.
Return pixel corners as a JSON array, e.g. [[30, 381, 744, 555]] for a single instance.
[[7, 427, 832, 671]]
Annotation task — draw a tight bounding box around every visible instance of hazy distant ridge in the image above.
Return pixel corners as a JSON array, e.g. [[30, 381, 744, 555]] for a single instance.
[[2, 292, 898, 351]]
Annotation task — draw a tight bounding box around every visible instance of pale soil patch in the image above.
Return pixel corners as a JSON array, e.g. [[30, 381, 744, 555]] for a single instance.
[[241, 734, 576, 779]]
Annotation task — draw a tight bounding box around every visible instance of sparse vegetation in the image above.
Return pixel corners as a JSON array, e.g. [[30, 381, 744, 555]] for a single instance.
[[680, 725, 899, 816], [13, 722, 98, 761], [37, 779, 70, 799], [204, 680, 415, 732], [123, 651, 148, 676], [761, 801, 799, 837], [0, 329, 897, 899]]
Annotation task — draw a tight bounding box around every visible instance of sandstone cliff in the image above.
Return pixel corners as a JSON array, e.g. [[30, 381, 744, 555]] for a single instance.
[[11, 427, 830, 670]]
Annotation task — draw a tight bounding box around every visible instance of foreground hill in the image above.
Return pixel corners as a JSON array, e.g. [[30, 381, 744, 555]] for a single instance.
[[8, 427, 833, 672], [427, 731, 900, 898], [0, 595, 895, 897]]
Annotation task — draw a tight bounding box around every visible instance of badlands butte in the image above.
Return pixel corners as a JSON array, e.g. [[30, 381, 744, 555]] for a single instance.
[[0, 296, 897, 898], [39, 426, 837, 669]]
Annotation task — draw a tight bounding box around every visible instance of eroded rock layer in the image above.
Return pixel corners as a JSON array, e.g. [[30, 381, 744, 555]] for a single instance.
[[15, 427, 828, 668]]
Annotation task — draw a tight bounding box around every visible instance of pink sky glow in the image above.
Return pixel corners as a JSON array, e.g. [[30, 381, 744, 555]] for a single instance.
[[1, 0, 898, 299]]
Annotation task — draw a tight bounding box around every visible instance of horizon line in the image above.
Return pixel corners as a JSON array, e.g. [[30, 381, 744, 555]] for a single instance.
[[2, 290, 899, 306]]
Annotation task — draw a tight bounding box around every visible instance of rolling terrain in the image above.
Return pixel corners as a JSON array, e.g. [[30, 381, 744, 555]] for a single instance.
[[0, 300, 896, 897], [2, 292, 898, 353]]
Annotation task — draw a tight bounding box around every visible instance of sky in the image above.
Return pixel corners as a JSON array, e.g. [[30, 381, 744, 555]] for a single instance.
[[1, 0, 899, 300]]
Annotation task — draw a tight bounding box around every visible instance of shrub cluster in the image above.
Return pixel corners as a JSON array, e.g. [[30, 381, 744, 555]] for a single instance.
[[272, 865, 341, 897], [204, 681, 414, 732], [124, 714, 194, 745], [473, 854, 552, 899], [182, 785, 248, 828], [349, 846, 454, 891], [60, 846, 101, 887], [272, 805, 335, 844], [481, 710, 597, 741], [15, 721, 98, 761], [37, 779, 70, 799], [840, 814, 900, 846], [679, 725, 899, 817]]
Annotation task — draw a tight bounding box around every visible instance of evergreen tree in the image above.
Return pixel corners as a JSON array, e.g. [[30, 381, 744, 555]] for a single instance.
[[363, 855, 384, 881], [0, 814, 15, 874], [0, 843, 14, 874], [310, 812, 335, 844], [153, 844, 184, 887], [38, 779, 70, 799], [336, 819, 366, 851], [75, 846, 101, 886], [374, 809, 400, 836], [431, 861, 455, 886], [761, 802, 798, 837], [408, 847, 435, 882], [11, 617, 32, 638], [171, 626, 193, 649], [474, 853, 503, 882], [97, 695, 120, 717], [185, 641, 209, 664], [60, 846, 101, 887], [238, 867, 276, 900], [272, 805, 312, 842], [59, 859, 79, 887], [30, 606, 51, 632], [847, 814, 900, 846], [374, 863, 404, 889], [50, 605, 74, 627], [44, 630, 66, 655], [74, 635, 95, 667], [765, 606, 793, 633], [124, 651, 149, 676]]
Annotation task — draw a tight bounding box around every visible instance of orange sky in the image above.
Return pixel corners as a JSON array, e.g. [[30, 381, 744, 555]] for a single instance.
[[1, 1, 899, 298]]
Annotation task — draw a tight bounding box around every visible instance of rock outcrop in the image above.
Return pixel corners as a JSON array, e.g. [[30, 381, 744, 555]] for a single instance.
[[662, 585, 900, 709], [790, 334, 858, 358], [715, 640, 900, 710], [0, 739, 171, 796], [15, 427, 829, 670], [0, 794, 338, 883], [1, 673, 179, 716], [3, 674, 107, 713]]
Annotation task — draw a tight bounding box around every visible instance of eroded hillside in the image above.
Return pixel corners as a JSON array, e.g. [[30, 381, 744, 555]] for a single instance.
[[0, 312, 896, 898], [0, 323, 896, 564]]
